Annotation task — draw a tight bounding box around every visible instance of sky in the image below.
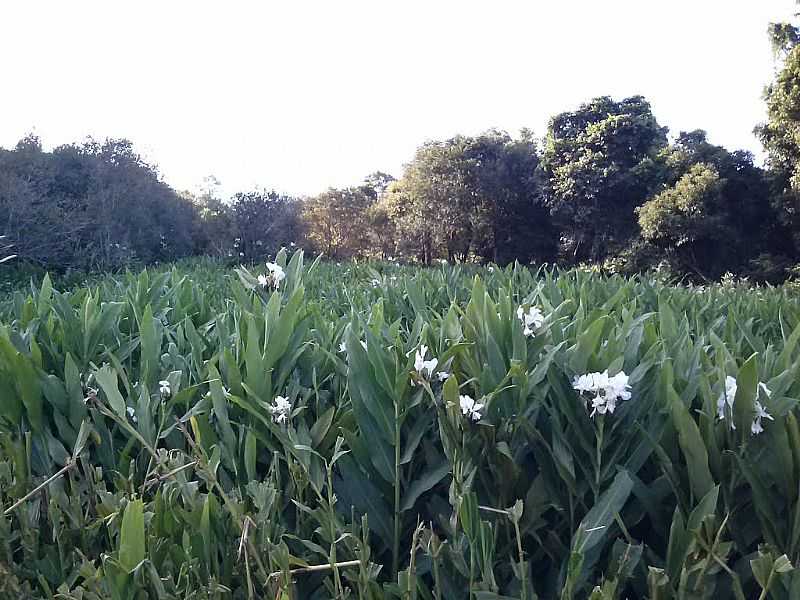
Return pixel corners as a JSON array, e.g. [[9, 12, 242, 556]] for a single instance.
[[0, 1, 795, 198]]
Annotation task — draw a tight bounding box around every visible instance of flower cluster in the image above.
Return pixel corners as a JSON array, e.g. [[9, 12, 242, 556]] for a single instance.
[[270, 395, 292, 424], [717, 376, 774, 435], [258, 262, 286, 289], [517, 305, 544, 337], [459, 394, 484, 421], [414, 345, 438, 378], [572, 370, 631, 417]]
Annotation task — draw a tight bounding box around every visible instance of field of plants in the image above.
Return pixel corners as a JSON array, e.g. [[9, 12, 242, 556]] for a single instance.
[[2, 252, 800, 599]]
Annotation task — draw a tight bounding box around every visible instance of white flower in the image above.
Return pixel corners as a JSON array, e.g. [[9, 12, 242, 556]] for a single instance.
[[716, 376, 737, 422], [517, 305, 545, 337], [126, 406, 138, 423], [159, 380, 171, 396], [751, 400, 774, 435], [717, 376, 774, 435], [488, 266, 495, 273], [606, 371, 631, 402], [371, 278, 381, 287], [572, 370, 631, 418], [270, 395, 292, 424], [414, 345, 438, 378], [257, 274, 269, 288], [459, 394, 484, 421], [265, 262, 286, 288], [339, 341, 347, 353], [572, 372, 606, 394], [436, 371, 450, 382]]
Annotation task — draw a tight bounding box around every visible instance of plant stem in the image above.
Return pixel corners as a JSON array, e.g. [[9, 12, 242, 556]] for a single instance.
[[469, 545, 476, 599], [432, 552, 442, 600], [143, 460, 198, 489], [595, 416, 605, 502], [267, 560, 361, 579], [4, 459, 76, 515], [513, 518, 527, 600], [757, 568, 775, 600], [393, 398, 402, 578], [327, 465, 344, 598]]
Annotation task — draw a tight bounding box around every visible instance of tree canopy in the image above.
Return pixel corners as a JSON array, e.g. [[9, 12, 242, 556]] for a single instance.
[[6, 11, 800, 285], [540, 96, 668, 263], [0, 136, 197, 271]]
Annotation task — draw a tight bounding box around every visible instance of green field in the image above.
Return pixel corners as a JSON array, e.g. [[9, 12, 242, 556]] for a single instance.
[[2, 253, 800, 599]]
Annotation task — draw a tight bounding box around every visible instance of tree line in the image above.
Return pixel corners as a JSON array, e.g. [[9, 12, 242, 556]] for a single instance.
[[4, 18, 800, 281]]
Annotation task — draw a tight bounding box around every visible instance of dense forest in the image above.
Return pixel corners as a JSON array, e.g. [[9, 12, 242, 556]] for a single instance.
[[4, 20, 800, 282]]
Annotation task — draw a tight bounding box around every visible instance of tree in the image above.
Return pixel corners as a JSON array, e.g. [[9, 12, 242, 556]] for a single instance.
[[0, 135, 80, 268], [0, 135, 198, 271], [636, 131, 781, 278], [381, 178, 436, 264], [230, 190, 300, 260], [85, 139, 198, 267], [367, 198, 397, 260], [637, 164, 726, 274], [399, 139, 474, 262], [363, 171, 395, 197], [757, 12, 800, 259], [187, 176, 235, 257], [302, 185, 375, 258], [361, 172, 398, 260], [539, 96, 668, 263], [388, 131, 555, 264], [460, 131, 556, 264]]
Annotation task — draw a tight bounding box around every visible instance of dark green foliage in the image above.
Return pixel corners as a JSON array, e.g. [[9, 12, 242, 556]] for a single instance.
[[637, 131, 785, 279], [0, 136, 198, 271], [379, 130, 556, 265], [230, 190, 302, 260], [540, 96, 668, 263], [757, 41, 800, 259]]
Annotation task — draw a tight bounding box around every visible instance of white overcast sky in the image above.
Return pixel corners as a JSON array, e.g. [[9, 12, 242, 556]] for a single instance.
[[0, 1, 795, 197]]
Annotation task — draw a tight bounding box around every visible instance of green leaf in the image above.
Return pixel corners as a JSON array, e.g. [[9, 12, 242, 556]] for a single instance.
[[94, 364, 128, 420], [733, 354, 758, 436], [667, 380, 714, 500], [570, 316, 608, 374], [310, 406, 335, 447], [138, 304, 160, 387], [400, 460, 451, 511], [73, 420, 93, 456], [245, 429, 257, 482], [572, 470, 634, 555], [119, 499, 145, 573]]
